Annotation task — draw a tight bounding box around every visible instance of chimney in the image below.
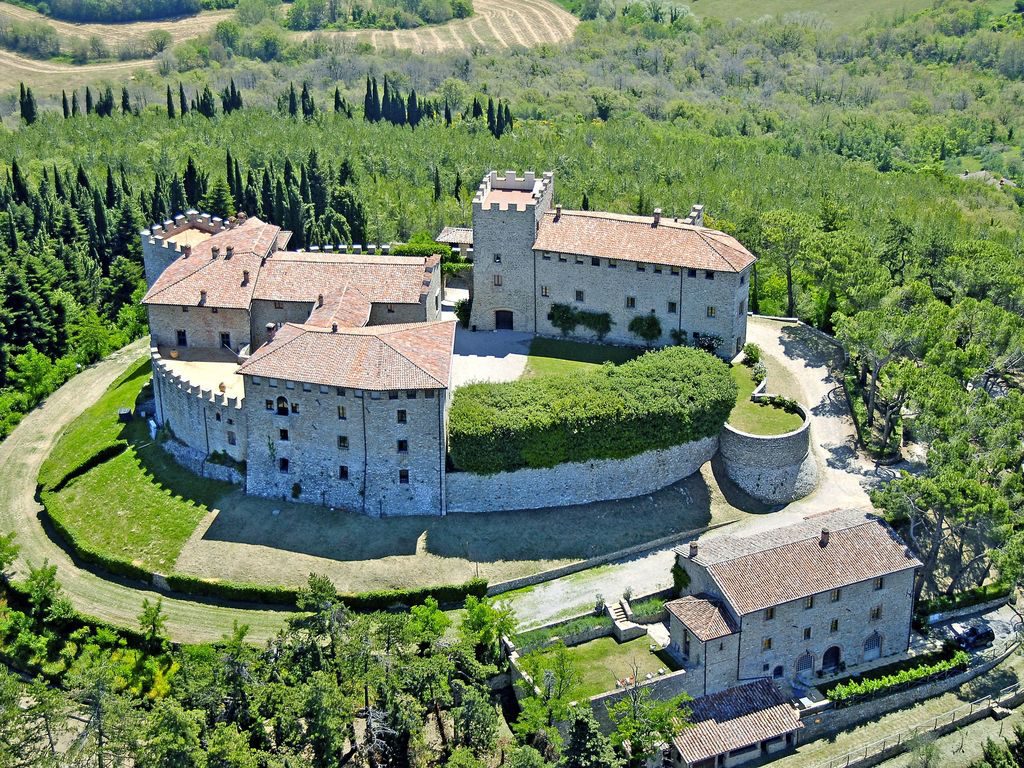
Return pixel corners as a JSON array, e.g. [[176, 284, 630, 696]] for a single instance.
[[211, 245, 220, 259], [266, 322, 276, 340], [199, 290, 207, 305], [555, 204, 562, 221], [225, 246, 234, 259], [331, 323, 338, 333], [317, 294, 324, 307], [183, 244, 192, 258], [653, 208, 662, 227], [688, 541, 698, 558], [820, 528, 830, 547], [242, 270, 250, 285], [691, 204, 705, 227]]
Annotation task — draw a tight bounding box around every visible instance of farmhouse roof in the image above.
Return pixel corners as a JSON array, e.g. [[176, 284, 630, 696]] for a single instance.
[[676, 509, 921, 616], [436, 226, 474, 246], [672, 680, 802, 765], [664, 595, 737, 641], [532, 210, 756, 273], [237, 320, 456, 391]]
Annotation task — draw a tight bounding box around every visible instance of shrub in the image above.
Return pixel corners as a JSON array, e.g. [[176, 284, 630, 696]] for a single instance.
[[629, 596, 665, 619], [546, 303, 613, 340], [694, 333, 723, 354], [827, 650, 969, 705], [628, 313, 662, 346], [670, 329, 687, 346], [455, 298, 472, 328], [391, 241, 444, 257], [448, 346, 735, 474], [752, 360, 768, 385], [671, 562, 690, 594], [513, 614, 613, 650], [917, 584, 1012, 616], [49, 442, 128, 492], [742, 342, 762, 364]]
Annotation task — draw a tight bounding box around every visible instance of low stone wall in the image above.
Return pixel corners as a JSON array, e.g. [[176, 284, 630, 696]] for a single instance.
[[161, 437, 244, 486], [446, 435, 719, 513], [925, 595, 1011, 624], [719, 397, 816, 504], [590, 668, 698, 730]]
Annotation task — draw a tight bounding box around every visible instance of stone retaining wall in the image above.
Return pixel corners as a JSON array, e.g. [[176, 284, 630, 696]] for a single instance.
[[446, 435, 719, 513], [161, 437, 244, 486]]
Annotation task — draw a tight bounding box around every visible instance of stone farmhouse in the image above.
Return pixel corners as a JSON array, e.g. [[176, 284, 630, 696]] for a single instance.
[[667, 508, 921, 698], [141, 211, 453, 516], [460, 170, 755, 356]]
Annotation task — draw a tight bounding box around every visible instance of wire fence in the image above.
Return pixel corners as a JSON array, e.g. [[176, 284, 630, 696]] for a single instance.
[[813, 632, 1021, 768]]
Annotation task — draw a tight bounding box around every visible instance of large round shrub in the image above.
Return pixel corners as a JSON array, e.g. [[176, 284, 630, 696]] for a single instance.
[[448, 346, 736, 474]]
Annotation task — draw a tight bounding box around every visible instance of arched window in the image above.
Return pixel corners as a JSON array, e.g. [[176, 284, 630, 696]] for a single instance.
[[864, 631, 882, 662], [276, 396, 289, 415], [795, 652, 813, 679], [772, 665, 784, 679], [822, 645, 842, 673]]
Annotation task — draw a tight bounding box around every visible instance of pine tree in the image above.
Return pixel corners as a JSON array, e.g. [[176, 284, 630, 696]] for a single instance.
[[563, 709, 620, 768], [61, 91, 70, 119], [202, 177, 236, 219], [85, 86, 94, 115], [121, 87, 131, 115], [178, 83, 188, 116], [166, 85, 175, 119]]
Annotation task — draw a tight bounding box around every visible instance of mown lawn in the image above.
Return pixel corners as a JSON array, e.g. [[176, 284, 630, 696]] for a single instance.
[[728, 365, 804, 436], [522, 337, 642, 378], [534, 636, 677, 700], [37, 356, 152, 490]]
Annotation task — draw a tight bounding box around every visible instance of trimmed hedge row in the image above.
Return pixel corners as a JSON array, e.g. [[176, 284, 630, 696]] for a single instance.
[[49, 442, 129, 492], [917, 583, 1012, 616], [513, 614, 613, 650], [827, 649, 969, 705], [449, 346, 736, 474]]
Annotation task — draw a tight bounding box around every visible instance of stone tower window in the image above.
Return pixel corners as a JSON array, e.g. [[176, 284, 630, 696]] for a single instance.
[[279, 458, 289, 473], [339, 465, 348, 480], [804, 595, 814, 610], [338, 435, 349, 449], [397, 410, 407, 424], [399, 469, 410, 484], [705, 270, 715, 280], [706, 306, 716, 318], [626, 296, 636, 309], [541, 286, 550, 297], [668, 301, 677, 314], [397, 439, 408, 453], [276, 396, 289, 415], [575, 290, 584, 302], [493, 274, 503, 287], [338, 405, 346, 419]]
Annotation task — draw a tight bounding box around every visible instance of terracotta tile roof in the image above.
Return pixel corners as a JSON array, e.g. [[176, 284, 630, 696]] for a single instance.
[[143, 216, 281, 308], [304, 283, 372, 329], [665, 595, 737, 641], [673, 680, 801, 765], [532, 210, 755, 272], [677, 509, 921, 616], [237, 321, 456, 391], [255, 254, 438, 306], [436, 226, 474, 246]]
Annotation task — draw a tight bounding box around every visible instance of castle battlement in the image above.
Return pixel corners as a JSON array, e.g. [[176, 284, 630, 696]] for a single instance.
[[141, 210, 251, 251], [150, 347, 245, 411], [473, 170, 554, 212]]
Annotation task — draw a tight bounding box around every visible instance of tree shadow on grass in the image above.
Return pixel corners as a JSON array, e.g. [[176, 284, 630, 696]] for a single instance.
[[197, 472, 718, 565]]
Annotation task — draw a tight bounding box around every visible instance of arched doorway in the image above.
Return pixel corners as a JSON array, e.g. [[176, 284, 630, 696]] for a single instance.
[[795, 652, 813, 678], [864, 632, 882, 662], [772, 665, 784, 679], [822, 645, 842, 673], [495, 310, 514, 330]]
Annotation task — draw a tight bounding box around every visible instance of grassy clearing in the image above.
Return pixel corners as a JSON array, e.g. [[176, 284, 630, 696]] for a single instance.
[[521, 337, 642, 378], [38, 357, 151, 490], [727, 365, 804, 436], [536, 636, 677, 699]]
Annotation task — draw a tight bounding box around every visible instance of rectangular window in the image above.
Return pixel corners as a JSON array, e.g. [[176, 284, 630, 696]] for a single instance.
[[397, 409, 407, 424], [575, 290, 584, 302], [626, 296, 636, 309], [302, 382, 311, 393], [319, 385, 328, 394], [227, 431, 236, 446], [741, 273, 747, 285], [279, 457, 289, 473], [870, 605, 883, 621], [290, 402, 299, 414], [705, 270, 715, 280], [265, 400, 273, 411], [707, 306, 716, 318], [339, 465, 348, 480], [541, 286, 550, 297], [336, 387, 346, 396], [176, 329, 188, 347], [874, 577, 885, 590], [211, 307, 219, 314], [591, 257, 600, 267], [269, 379, 278, 388], [575, 255, 584, 265], [831, 619, 839, 633], [654, 265, 663, 274], [739, 300, 747, 317], [181, 306, 189, 313], [671, 266, 681, 275], [252, 377, 262, 386], [541, 252, 551, 260], [494, 254, 502, 264], [338, 435, 349, 449], [762, 637, 772, 651], [285, 380, 295, 390], [399, 469, 410, 484], [668, 301, 677, 314], [558, 254, 567, 262], [397, 439, 408, 453], [608, 259, 617, 269], [688, 268, 697, 278], [388, 392, 399, 400], [636, 263, 646, 272], [215, 412, 222, 422], [337, 405, 346, 419], [279, 429, 289, 441], [384, 304, 394, 314], [831, 589, 841, 602], [274, 300, 284, 309], [803, 627, 812, 641], [493, 274, 503, 287], [406, 390, 417, 399], [220, 332, 231, 349], [764, 607, 774, 620], [804, 596, 814, 610], [424, 390, 435, 399]]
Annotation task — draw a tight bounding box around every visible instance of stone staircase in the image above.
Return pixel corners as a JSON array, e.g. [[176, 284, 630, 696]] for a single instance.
[[607, 600, 647, 642]]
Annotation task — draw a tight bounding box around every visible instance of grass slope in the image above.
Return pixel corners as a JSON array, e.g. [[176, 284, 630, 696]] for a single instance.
[[727, 364, 804, 436], [534, 636, 675, 699], [522, 337, 642, 378]]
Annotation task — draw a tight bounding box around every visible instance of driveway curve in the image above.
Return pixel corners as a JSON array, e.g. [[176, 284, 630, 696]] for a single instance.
[[0, 339, 288, 644]]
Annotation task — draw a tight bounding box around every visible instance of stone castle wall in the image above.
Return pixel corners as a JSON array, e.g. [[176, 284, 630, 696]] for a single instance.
[[445, 435, 718, 513]]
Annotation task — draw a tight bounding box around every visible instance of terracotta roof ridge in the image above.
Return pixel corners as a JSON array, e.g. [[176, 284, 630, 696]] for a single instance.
[[146, 256, 220, 302], [376, 327, 447, 387], [705, 519, 879, 566], [242, 324, 308, 367], [696, 229, 744, 272]]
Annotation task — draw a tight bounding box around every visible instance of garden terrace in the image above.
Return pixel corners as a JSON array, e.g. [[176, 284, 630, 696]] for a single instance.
[[727, 364, 805, 436], [448, 345, 735, 474]]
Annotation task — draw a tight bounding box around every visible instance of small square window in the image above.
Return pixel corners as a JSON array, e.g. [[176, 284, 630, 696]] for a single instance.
[[874, 577, 885, 590], [181, 306, 189, 313], [302, 382, 311, 392], [389, 392, 399, 400], [211, 307, 219, 314], [290, 402, 300, 414], [830, 589, 841, 602], [636, 263, 645, 272], [336, 387, 346, 396], [215, 412, 222, 422], [319, 385, 328, 394], [608, 259, 617, 269], [541, 286, 550, 297], [338, 435, 349, 449], [707, 306, 716, 318], [626, 296, 636, 309], [285, 380, 295, 390], [804, 596, 814, 610], [279, 428, 289, 441], [397, 439, 408, 453], [803, 627, 812, 640], [399, 469, 410, 484], [339, 465, 348, 480], [575, 255, 584, 265], [671, 266, 681, 276], [591, 257, 600, 267], [337, 405, 346, 419], [424, 390, 435, 399], [265, 399, 273, 411], [274, 300, 284, 309], [705, 270, 715, 280], [227, 431, 236, 446], [762, 637, 772, 651], [397, 409, 407, 424], [668, 301, 677, 314], [269, 379, 278, 388], [831, 619, 839, 633], [687, 268, 697, 278], [558, 254, 567, 262], [493, 274, 503, 287], [252, 377, 262, 385], [541, 252, 551, 260], [494, 254, 502, 264], [653, 265, 663, 274], [279, 457, 289, 473], [764, 607, 774, 620], [406, 390, 417, 399], [870, 605, 883, 621], [575, 290, 584, 302]]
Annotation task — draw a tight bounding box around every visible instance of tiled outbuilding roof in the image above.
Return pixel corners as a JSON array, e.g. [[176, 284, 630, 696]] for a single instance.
[[677, 509, 921, 616], [673, 680, 801, 765], [255, 254, 438, 306], [532, 210, 755, 272], [665, 595, 737, 641], [237, 321, 456, 391], [436, 226, 474, 245]]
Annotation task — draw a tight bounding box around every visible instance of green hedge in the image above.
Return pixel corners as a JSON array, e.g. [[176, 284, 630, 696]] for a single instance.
[[827, 649, 970, 705], [917, 584, 1012, 616], [629, 597, 666, 619], [449, 346, 735, 474], [49, 442, 129, 492], [513, 614, 613, 649]]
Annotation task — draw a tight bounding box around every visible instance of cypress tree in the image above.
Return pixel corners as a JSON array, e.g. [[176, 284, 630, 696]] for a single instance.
[[183, 156, 203, 207], [61, 90, 70, 119], [495, 102, 505, 137], [166, 85, 176, 118], [504, 103, 513, 133], [472, 97, 483, 118], [381, 77, 391, 123], [233, 160, 244, 211], [371, 78, 380, 121], [335, 86, 343, 113], [453, 170, 462, 199], [198, 86, 217, 118], [85, 86, 94, 114], [287, 82, 298, 117], [444, 100, 452, 127], [407, 89, 420, 128], [19, 84, 37, 125], [433, 167, 441, 202], [486, 97, 495, 135], [11, 160, 29, 205], [363, 76, 373, 121], [179, 83, 188, 116], [169, 174, 188, 214], [226, 149, 236, 201], [72, 91, 80, 116], [121, 87, 131, 115], [261, 167, 273, 219], [105, 166, 118, 209], [301, 82, 315, 119], [273, 178, 286, 225], [582, 191, 590, 210]]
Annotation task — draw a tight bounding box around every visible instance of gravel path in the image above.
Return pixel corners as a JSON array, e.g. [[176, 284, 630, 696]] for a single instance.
[[0, 339, 289, 644]]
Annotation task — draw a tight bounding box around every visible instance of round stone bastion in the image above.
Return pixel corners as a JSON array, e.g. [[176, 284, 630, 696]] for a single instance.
[[718, 404, 818, 505]]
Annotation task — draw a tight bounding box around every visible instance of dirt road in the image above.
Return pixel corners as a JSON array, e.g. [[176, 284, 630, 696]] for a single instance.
[[0, 338, 289, 644]]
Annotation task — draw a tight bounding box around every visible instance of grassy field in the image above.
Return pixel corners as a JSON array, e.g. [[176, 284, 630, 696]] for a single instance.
[[686, 0, 1014, 28], [522, 337, 642, 378], [533, 636, 677, 699], [728, 364, 804, 436], [37, 356, 151, 490]]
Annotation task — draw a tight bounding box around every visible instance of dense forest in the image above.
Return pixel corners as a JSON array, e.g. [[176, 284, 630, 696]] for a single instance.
[[16, 0, 202, 22], [287, 0, 473, 31]]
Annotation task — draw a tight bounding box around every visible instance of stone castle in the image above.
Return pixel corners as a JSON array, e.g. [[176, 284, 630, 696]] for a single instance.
[[142, 171, 756, 516]]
